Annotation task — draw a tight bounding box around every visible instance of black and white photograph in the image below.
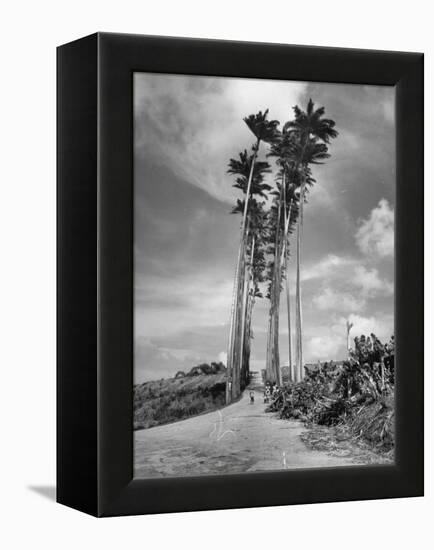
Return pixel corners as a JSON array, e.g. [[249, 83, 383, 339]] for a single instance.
[[1, 0, 429, 540], [133, 73, 395, 478]]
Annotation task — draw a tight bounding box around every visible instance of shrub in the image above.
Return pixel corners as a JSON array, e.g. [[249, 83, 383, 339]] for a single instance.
[[266, 334, 395, 452]]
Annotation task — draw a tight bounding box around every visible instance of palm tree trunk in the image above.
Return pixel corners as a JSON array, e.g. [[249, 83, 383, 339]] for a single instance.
[[246, 238, 256, 384], [243, 290, 255, 388], [226, 245, 241, 404], [295, 178, 305, 381], [227, 232, 245, 402], [272, 251, 282, 384], [292, 134, 309, 383], [270, 188, 283, 384], [227, 139, 260, 401], [238, 251, 248, 390], [282, 183, 293, 382], [272, 277, 282, 385], [265, 309, 272, 382], [239, 236, 255, 390], [232, 250, 245, 399], [230, 241, 244, 400], [281, 201, 294, 382], [285, 262, 293, 382]]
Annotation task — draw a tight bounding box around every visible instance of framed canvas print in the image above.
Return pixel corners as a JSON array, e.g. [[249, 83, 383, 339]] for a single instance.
[[57, 32, 424, 517]]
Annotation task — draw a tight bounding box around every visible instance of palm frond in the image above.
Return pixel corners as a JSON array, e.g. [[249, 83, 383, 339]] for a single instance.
[[243, 110, 281, 143]]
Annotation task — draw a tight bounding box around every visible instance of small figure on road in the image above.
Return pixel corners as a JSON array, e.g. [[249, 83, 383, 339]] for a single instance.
[[249, 391, 255, 404]]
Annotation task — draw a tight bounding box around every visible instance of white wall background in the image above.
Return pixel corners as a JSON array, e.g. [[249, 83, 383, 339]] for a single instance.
[[0, 1, 432, 548]]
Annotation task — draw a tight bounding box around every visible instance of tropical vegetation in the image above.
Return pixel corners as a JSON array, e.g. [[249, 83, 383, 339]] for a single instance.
[[266, 333, 395, 453]]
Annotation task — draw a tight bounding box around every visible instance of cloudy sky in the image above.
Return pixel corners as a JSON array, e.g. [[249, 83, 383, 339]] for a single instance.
[[133, 73, 395, 383]]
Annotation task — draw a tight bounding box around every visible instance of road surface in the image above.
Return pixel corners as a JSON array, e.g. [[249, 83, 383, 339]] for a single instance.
[[134, 373, 357, 478]]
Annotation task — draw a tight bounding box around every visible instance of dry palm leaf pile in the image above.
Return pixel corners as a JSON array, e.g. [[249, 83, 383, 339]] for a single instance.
[[266, 334, 395, 452]]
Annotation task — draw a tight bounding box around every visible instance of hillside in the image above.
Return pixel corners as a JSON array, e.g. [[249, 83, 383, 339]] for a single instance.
[[134, 372, 226, 430]]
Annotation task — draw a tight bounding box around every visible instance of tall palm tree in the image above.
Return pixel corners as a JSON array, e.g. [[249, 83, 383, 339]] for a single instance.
[[231, 198, 267, 387], [226, 112, 278, 402], [264, 172, 299, 384], [267, 186, 283, 384], [239, 201, 267, 388], [284, 100, 338, 380], [281, 179, 299, 382], [240, 111, 280, 234], [267, 132, 301, 382], [226, 154, 271, 402]]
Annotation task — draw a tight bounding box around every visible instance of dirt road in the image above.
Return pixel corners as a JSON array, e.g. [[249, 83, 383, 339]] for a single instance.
[[134, 374, 357, 478]]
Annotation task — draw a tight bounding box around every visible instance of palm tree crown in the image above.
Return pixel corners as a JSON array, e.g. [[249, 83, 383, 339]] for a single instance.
[[228, 150, 272, 198], [284, 98, 338, 144], [244, 110, 280, 144]]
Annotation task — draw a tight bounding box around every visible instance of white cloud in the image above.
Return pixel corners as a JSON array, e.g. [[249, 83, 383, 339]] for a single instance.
[[308, 255, 393, 317], [305, 335, 342, 362], [353, 266, 393, 296], [302, 254, 356, 282], [304, 312, 394, 363], [218, 351, 227, 364], [134, 73, 306, 204], [355, 198, 394, 258], [306, 253, 393, 312], [344, 313, 394, 342], [312, 287, 366, 312]]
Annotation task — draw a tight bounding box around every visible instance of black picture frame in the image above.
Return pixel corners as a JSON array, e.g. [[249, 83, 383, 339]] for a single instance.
[[57, 32, 424, 517]]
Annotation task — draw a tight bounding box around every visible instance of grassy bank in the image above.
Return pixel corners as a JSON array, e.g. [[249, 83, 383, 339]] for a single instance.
[[134, 373, 226, 430]]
